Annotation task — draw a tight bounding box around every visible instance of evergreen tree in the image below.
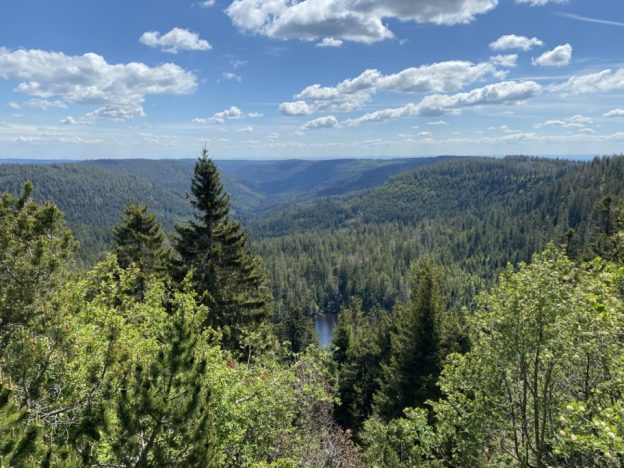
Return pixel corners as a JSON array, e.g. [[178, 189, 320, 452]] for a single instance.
[[174, 148, 269, 350], [113, 202, 169, 298], [374, 258, 446, 421], [278, 307, 315, 354], [0, 385, 44, 466], [113, 202, 168, 273], [0, 181, 76, 333]]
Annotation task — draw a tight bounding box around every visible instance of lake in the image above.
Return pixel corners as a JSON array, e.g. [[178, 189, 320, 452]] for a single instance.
[[314, 315, 336, 347]]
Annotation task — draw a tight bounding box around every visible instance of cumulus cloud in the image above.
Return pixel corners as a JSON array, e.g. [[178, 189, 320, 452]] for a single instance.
[[139, 27, 212, 53], [0, 47, 197, 122], [279, 100, 314, 115], [490, 34, 543, 51], [532, 44, 572, 67], [226, 0, 499, 44], [238, 125, 254, 132], [7, 101, 20, 109], [209, 106, 243, 122], [193, 106, 260, 123], [490, 54, 518, 67], [59, 116, 77, 125], [301, 115, 339, 130], [346, 80, 542, 125], [428, 120, 448, 125], [604, 108, 624, 118], [281, 60, 503, 115], [551, 68, 624, 95], [316, 37, 343, 47]]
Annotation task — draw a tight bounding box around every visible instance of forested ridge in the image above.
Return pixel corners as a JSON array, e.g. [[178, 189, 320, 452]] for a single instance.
[[257, 156, 624, 316], [1, 153, 624, 466]]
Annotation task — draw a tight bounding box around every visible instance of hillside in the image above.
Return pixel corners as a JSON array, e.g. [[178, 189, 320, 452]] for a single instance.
[[0, 157, 451, 260], [254, 156, 624, 315]]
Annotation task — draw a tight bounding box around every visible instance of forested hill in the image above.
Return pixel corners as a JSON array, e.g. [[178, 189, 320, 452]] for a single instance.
[[0, 163, 190, 261], [254, 156, 624, 316], [81, 156, 451, 220], [0, 156, 451, 261]]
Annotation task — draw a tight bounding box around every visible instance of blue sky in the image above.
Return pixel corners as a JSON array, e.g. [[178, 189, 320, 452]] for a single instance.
[[0, 0, 623, 159]]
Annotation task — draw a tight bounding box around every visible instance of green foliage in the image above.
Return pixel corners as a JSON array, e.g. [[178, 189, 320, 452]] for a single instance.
[[374, 259, 461, 421], [360, 408, 441, 467], [0, 385, 45, 467], [0, 181, 76, 333], [360, 246, 624, 466], [333, 300, 391, 433], [174, 149, 270, 351], [276, 306, 316, 354]]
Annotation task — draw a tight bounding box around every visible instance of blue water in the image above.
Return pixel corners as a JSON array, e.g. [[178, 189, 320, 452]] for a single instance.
[[314, 315, 336, 347]]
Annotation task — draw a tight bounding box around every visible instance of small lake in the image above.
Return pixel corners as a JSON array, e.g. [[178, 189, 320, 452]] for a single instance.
[[314, 315, 336, 347]]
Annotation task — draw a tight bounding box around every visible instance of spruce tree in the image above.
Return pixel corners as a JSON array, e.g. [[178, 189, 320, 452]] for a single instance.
[[173, 148, 269, 350], [113, 202, 168, 274], [113, 203, 169, 299], [374, 258, 446, 421], [278, 307, 315, 354]]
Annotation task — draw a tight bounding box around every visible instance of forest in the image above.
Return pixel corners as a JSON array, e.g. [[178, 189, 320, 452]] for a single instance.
[[1, 152, 624, 466]]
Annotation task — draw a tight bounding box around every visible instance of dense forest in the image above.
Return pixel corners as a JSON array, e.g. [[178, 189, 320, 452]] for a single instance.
[[1, 153, 624, 466]]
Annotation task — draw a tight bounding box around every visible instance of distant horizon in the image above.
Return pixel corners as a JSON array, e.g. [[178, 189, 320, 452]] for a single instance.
[[0, 154, 610, 164]]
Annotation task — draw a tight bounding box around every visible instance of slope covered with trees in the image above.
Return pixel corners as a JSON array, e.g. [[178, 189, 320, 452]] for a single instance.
[[256, 156, 624, 316]]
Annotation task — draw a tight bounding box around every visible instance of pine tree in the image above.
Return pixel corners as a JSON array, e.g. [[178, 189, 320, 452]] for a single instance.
[[0, 385, 44, 466], [173, 148, 269, 350], [374, 258, 446, 421]]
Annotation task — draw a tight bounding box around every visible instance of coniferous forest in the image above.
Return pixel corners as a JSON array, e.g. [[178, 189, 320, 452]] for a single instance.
[[1, 152, 624, 466]]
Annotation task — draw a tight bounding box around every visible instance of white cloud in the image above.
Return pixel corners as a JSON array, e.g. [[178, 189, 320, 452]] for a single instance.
[[139, 27, 212, 53], [428, 120, 448, 125], [490, 54, 518, 67], [316, 37, 343, 47], [532, 44, 572, 67], [536, 114, 592, 128], [210, 106, 243, 122], [604, 108, 624, 118], [0, 47, 197, 122], [418, 131, 432, 138], [7, 101, 20, 109], [283, 60, 503, 115], [24, 99, 68, 110], [490, 34, 543, 51], [221, 72, 242, 82], [279, 100, 314, 115], [516, 0, 567, 5], [346, 80, 542, 125], [226, 0, 499, 44], [238, 125, 254, 132], [200, 0, 216, 6], [301, 115, 339, 130], [551, 68, 624, 95], [559, 13, 624, 28], [59, 116, 77, 125], [193, 106, 259, 124]]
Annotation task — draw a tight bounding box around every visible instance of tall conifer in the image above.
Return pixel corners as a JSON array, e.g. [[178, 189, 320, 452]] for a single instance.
[[173, 148, 269, 350]]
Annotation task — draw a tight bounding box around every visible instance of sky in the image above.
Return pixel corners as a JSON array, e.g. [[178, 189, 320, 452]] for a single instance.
[[0, 0, 624, 159]]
